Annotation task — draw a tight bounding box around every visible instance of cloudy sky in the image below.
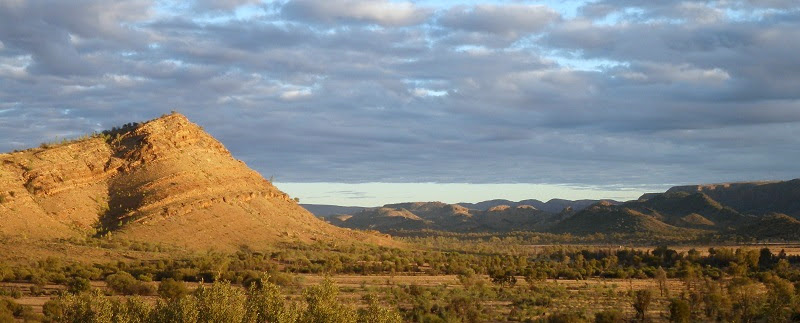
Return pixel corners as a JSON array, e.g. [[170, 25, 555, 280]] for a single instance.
[[1, 0, 798, 205]]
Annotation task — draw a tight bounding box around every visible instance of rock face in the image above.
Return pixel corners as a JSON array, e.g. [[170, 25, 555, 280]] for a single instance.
[[0, 113, 382, 250]]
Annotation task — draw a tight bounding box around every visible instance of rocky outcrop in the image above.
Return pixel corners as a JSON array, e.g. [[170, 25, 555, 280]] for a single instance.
[[0, 113, 386, 250]]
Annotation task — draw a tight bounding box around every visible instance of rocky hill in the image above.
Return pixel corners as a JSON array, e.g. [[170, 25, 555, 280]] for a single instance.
[[0, 113, 385, 251], [331, 201, 559, 233], [458, 198, 618, 213]]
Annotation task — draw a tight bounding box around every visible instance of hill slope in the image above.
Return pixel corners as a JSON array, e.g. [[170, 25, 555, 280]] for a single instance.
[[549, 202, 697, 236], [0, 113, 385, 251], [664, 180, 800, 217]]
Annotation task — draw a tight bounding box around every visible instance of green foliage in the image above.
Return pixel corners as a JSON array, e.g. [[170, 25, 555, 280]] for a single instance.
[[158, 278, 189, 300], [547, 311, 588, 323], [301, 278, 357, 323], [194, 280, 247, 323], [763, 274, 795, 322], [67, 277, 92, 294], [0, 286, 22, 298], [631, 289, 653, 321], [593, 309, 623, 323], [112, 297, 152, 323], [45, 290, 114, 323], [150, 297, 199, 323], [728, 278, 764, 322], [244, 275, 298, 323], [668, 298, 691, 323], [357, 294, 401, 323], [1, 296, 39, 321], [106, 271, 154, 295]]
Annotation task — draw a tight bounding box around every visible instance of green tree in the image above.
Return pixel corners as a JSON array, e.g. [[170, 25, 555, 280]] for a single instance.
[[107, 271, 153, 296], [45, 290, 113, 323], [357, 294, 402, 323], [112, 296, 152, 323], [194, 280, 247, 323], [67, 277, 92, 294], [655, 267, 668, 297], [244, 275, 298, 323], [668, 298, 690, 323], [158, 278, 189, 300], [632, 289, 653, 322], [763, 275, 795, 322], [150, 296, 199, 323], [301, 278, 356, 323]]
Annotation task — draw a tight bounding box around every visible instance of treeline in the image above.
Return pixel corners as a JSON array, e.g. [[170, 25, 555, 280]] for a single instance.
[[4, 242, 800, 286], [38, 276, 399, 323], [394, 230, 764, 246]]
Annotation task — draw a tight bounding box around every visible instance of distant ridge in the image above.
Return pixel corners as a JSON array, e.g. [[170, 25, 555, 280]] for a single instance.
[[458, 198, 619, 213], [301, 204, 368, 218], [315, 179, 800, 240]]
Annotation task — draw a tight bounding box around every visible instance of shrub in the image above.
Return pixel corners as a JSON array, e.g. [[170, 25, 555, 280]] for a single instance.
[[668, 298, 691, 323], [547, 311, 588, 323], [150, 296, 199, 323], [594, 309, 624, 323], [1, 296, 39, 321], [244, 275, 299, 323], [112, 296, 152, 323], [67, 277, 92, 294], [357, 294, 402, 323], [194, 280, 247, 323], [0, 287, 21, 299], [632, 289, 653, 321], [301, 278, 356, 323], [158, 278, 189, 300], [44, 290, 113, 322], [107, 271, 154, 296]]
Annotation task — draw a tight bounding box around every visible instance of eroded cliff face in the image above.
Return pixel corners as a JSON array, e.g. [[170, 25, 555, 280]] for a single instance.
[[0, 113, 382, 250]]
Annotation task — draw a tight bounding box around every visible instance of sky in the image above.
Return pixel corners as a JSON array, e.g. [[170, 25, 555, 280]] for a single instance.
[[1, 0, 799, 206]]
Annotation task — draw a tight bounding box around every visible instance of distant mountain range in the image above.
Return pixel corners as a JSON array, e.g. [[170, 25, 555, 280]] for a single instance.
[[302, 179, 800, 240]]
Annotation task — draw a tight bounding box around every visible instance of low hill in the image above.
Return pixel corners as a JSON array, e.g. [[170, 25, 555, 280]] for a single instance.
[[301, 204, 368, 218], [736, 213, 800, 241], [458, 198, 618, 213], [0, 113, 387, 252], [336, 207, 432, 231], [623, 192, 749, 230], [331, 201, 558, 233], [664, 180, 800, 217], [549, 203, 697, 236]]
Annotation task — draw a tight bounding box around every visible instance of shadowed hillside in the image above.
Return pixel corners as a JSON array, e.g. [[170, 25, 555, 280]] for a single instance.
[[662, 180, 800, 217], [0, 113, 388, 251]]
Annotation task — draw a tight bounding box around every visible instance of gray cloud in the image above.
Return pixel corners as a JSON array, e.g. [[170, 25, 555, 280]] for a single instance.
[[438, 4, 560, 35], [0, 0, 798, 189]]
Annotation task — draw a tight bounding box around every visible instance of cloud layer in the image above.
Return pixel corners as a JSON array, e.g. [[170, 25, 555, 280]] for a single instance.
[[1, 0, 798, 188]]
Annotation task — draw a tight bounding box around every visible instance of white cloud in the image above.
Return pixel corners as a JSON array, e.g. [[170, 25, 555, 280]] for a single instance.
[[282, 0, 430, 26], [280, 89, 312, 100]]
